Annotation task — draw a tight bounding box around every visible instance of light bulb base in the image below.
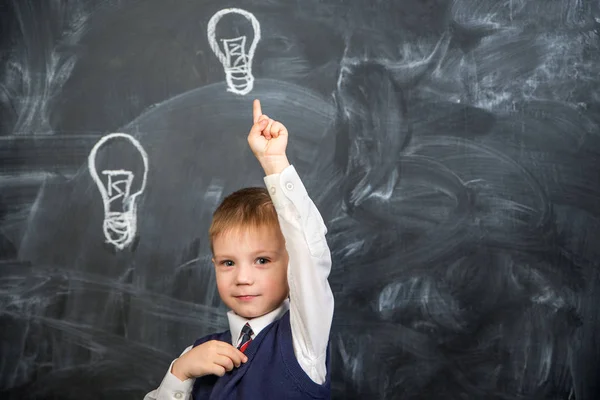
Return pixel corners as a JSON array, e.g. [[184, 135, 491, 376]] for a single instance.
[[225, 71, 255, 95]]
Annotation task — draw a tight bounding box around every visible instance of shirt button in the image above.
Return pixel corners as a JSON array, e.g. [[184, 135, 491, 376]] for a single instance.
[[270, 186, 276, 195], [285, 182, 294, 191], [174, 392, 183, 399]]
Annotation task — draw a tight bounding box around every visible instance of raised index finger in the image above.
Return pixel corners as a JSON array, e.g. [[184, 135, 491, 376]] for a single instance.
[[253, 99, 262, 123]]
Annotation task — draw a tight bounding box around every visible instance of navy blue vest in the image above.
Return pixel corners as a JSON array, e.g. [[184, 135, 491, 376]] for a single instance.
[[191, 310, 331, 399]]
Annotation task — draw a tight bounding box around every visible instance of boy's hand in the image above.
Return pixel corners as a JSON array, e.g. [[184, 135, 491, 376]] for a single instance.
[[247, 99, 290, 175], [171, 340, 248, 380]]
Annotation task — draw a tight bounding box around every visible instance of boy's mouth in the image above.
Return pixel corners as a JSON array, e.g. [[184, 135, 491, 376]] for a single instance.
[[234, 295, 259, 301]]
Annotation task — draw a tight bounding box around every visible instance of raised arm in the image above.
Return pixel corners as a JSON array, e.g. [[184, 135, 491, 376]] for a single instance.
[[247, 100, 334, 384]]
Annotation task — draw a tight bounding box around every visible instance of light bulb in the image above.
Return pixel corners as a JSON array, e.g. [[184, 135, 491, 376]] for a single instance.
[[207, 8, 261, 96], [88, 133, 149, 250]]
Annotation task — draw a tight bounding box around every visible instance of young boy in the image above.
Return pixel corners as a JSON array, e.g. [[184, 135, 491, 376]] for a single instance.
[[144, 100, 334, 399]]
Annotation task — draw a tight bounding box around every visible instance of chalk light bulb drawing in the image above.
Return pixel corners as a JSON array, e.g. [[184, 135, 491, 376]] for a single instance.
[[207, 8, 261, 95], [88, 133, 149, 250]]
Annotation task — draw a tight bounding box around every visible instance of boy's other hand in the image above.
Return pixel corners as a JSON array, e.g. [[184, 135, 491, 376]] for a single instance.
[[247, 99, 290, 175], [171, 340, 248, 380]]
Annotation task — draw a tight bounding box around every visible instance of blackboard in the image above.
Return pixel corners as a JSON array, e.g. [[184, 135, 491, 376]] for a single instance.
[[1, 0, 600, 399]]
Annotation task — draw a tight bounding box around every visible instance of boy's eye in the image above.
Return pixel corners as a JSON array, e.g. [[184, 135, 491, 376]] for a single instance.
[[256, 257, 269, 264], [220, 260, 234, 267]]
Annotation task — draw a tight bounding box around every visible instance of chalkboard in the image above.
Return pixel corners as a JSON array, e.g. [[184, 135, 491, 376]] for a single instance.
[[1, 0, 599, 399]]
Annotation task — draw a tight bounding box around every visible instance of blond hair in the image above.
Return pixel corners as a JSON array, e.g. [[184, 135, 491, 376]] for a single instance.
[[209, 187, 280, 253]]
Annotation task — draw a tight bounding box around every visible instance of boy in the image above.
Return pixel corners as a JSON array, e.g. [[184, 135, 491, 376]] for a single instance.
[[144, 100, 334, 399]]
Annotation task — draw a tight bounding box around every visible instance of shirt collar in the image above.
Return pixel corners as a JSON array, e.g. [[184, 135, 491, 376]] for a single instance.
[[227, 298, 290, 345]]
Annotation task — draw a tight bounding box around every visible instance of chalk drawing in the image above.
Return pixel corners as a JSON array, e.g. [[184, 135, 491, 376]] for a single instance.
[[88, 133, 149, 250], [207, 8, 261, 95]]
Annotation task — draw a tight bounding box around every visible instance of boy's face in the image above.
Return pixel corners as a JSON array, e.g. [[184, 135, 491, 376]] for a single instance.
[[212, 224, 289, 319]]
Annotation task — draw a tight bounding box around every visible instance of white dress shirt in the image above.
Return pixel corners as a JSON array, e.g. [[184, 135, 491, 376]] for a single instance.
[[144, 165, 334, 400]]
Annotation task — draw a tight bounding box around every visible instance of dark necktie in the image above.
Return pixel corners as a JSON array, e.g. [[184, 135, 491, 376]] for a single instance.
[[237, 323, 253, 353]]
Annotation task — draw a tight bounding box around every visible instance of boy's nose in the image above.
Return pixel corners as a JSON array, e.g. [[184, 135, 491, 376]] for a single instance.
[[234, 264, 254, 284]]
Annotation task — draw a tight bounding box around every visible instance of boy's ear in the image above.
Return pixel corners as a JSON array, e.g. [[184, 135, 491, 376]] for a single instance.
[[211, 257, 216, 265]]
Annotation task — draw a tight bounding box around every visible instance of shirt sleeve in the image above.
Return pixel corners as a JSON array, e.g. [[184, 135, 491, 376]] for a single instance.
[[143, 346, 195, 400], [264, 165, 334, 385]]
